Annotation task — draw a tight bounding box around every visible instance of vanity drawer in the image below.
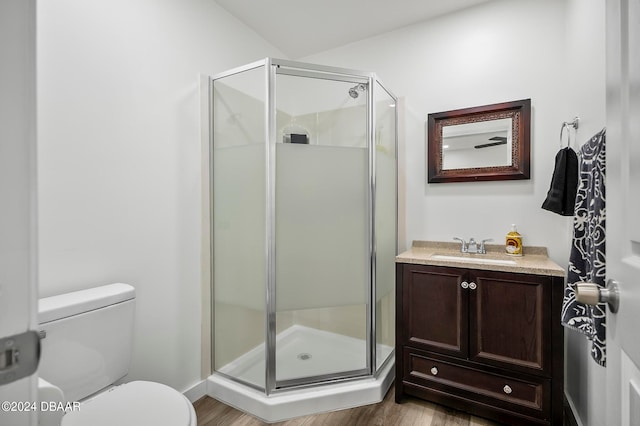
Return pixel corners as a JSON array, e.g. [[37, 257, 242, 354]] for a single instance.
[[403, 349, 550, 419]]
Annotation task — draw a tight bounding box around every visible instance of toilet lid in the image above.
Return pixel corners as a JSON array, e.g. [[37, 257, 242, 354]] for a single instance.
[[61, 381, 194, 426]]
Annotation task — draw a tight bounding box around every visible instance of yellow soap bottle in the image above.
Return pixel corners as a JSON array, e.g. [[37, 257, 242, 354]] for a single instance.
[[505, 224, 523, 256]]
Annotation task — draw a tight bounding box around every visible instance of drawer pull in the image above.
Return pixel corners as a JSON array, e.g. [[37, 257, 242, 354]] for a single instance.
[[430, 366, 438, 376], [461, 281, 469, 289], [503, 384, 513, 394], [469, 282, 477, 290]]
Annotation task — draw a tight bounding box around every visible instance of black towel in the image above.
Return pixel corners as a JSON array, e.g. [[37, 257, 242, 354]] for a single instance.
[[541, 147, 579, 215]]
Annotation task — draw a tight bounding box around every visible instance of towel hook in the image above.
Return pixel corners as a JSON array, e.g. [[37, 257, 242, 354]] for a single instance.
[[560, 116, 580, 148]]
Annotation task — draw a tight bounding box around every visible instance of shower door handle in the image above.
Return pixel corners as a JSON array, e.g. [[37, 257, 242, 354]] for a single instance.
[[575, 279, 620, 313]]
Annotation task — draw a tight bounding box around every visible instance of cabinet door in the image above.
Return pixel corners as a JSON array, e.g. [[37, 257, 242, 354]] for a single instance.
[[402, 264, 468, 358], [469, 270, 552, 376]]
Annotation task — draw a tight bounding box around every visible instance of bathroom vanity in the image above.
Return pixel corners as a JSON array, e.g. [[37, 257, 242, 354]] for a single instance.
[[395, 241, 565, 426]]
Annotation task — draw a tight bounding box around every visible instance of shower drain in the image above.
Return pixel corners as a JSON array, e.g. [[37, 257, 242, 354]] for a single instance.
[[297, 353, 312, 361]]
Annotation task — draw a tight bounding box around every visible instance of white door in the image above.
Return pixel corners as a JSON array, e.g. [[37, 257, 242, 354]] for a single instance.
[[606, 0, 640, 425], [0, 1, 39, 426]]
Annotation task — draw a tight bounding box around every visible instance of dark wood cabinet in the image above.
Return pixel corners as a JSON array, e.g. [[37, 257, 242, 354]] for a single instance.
[[402, 266, 468, 358], [396, 263, 564, 426]]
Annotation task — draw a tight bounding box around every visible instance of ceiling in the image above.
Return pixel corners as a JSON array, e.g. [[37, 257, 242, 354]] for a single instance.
[[214, 0, 492, 58]]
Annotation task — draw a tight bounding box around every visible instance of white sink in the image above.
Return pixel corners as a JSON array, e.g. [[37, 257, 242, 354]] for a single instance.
[[430, 254, 517, 266]]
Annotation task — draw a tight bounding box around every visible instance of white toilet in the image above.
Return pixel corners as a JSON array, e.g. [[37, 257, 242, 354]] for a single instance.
[[37, 283, 197, 426]]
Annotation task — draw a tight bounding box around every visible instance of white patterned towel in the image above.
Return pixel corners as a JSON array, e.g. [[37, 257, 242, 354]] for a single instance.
[[561, 128, 606, 366]]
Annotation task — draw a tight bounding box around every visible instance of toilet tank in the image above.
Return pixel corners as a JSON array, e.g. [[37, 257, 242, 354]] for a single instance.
[[38, 283, 136, 402]]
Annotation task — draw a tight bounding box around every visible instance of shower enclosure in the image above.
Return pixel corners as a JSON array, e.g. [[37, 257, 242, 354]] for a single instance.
[[208, 58, 397, 418]]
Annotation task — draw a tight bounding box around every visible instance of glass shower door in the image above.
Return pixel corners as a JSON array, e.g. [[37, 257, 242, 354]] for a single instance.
[[272, 68, 371, 388]]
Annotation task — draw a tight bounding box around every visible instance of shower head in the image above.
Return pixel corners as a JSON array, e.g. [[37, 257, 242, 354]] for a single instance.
[[348, 83, 367, 99]]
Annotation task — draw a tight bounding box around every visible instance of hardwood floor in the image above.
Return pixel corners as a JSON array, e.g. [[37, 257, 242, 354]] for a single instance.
[[193, 386, 501, 426]]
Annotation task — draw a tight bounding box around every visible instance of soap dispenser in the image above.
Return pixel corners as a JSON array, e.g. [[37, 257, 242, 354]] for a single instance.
[[505, 224, 523, 256]]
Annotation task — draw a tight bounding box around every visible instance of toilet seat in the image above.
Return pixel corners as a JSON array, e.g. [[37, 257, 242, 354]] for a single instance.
[[61, 381, 196, 426]]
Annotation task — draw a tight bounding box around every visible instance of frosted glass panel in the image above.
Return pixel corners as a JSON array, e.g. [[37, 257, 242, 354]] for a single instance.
[[212, 67, 266, 389], [374, 82, 397, 369], [275, 144, 368, 310]]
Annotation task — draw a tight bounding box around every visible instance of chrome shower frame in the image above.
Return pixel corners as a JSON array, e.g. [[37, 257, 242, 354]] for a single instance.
[[209, 57, 398, 396]]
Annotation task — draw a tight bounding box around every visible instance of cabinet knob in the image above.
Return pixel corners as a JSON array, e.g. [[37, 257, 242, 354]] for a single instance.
[[461, 281, 469, 289], [430, 366, 438, 376], [469, 282, 477, 290], [503, 384, 512, 394]]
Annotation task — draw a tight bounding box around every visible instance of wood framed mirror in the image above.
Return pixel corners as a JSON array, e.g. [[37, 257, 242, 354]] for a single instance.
[[427, 99, 531, 183]]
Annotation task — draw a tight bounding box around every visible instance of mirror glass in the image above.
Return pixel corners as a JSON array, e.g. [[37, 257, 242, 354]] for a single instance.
[[427, 99, 530, 183], [442, 118, 512, 170]]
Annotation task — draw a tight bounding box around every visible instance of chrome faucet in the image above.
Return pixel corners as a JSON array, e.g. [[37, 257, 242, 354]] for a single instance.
[[479, 238, 493, 254], [453, 237, 493, 254], [467, 238, 478, 253], [453, 237, 468, 253]]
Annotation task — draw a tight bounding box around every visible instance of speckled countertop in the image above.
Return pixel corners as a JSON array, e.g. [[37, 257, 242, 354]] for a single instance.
[[396, 240, 565, 277]]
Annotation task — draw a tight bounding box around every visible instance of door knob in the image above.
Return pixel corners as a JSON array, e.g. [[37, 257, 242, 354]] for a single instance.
[[575, 279, 620, 313]]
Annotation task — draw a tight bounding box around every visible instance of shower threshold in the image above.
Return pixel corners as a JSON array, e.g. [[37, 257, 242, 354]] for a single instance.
[[207, 325, 394, 422]]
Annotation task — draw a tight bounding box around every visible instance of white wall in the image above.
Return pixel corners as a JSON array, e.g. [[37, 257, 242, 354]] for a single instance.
[[37, 0, 285, 394], [305, 0, 606, 425]]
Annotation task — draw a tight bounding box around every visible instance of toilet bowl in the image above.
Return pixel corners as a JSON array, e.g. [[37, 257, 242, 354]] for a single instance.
[[37, 379, 197, 426], [37, 283, 197, 426], [59, 381, 196, 426]]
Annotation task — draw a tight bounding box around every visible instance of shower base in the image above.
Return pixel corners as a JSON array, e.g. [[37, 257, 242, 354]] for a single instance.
[[207, 325, 394, 422]]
